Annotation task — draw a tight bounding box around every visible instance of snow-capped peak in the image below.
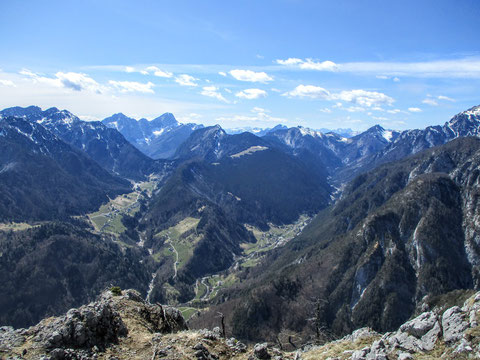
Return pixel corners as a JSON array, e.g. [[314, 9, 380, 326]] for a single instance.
[[462, 106, 480, 117]]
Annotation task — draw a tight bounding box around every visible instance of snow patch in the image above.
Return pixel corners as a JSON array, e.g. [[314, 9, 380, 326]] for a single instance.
[[298, 126, 321, 137], [382, 130, 393, 142], [464, 107, 480, 117], [153, 129, 164, 136], [230, 146, 269, 158]]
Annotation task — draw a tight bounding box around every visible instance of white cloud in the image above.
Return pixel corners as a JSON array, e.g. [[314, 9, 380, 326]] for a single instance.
[[319, 108, 332, 113], [175, 74, 199, 87], [252, 106, 269, 113], [108, 80, 155, 93], [332, 89, 394, 107], [276, 58, 303, 66], [386, 109, 402, 114], [200, 86, 228, 102], [372, 116, 389, 121], [229, 69, 273, 83], [422, 98, 438, 106], [284, 85, 394, 109], [408, 107, 422, 113], [437, 95, 455, 102], [0, 69, 222, 124], [340, 58, 480, 78], [125, 66, 136, 73], [218, 71, 227, 77], [177, 112, 203, 123], [345, 106, 366, 113], [283, 84, 330, 99], [423, 95, 455, 106], [224, 88, 232, 93], [299, 59, 338, 71], [276, 58, 338, 71], [146, 66, 173, 78], [235, 88, 267, 100], [56, 72, 105, 93], [78, 115, 101, 121], [276, 57, 480, 79], [20, 69, 106, 93], [376, 75, 389, 79], [0, 79, 15, 87]]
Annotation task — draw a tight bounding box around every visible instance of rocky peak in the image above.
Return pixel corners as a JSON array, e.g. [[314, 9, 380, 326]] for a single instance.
[[444, 105, 480, 138], [149, 112, 178, 128], [0, 106, 43, 120]]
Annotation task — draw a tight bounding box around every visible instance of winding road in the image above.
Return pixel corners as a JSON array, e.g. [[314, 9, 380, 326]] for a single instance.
[[170, 243, 179, 279]]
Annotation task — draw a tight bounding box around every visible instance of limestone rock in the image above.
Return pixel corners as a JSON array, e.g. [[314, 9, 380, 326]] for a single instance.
[[387, 311, 440, 351], [442, 306, 469, 343]]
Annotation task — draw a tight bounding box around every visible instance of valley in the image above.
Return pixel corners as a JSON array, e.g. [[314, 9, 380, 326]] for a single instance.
[[3, 4, 479, 358], [2, 104, 480, 349], [86, 178, 158, 236]]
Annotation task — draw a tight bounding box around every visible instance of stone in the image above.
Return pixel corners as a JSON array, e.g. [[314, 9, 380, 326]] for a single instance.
[[351, 347, 369, 360], [453, 338, 473, 355], [254, 342, 271, 359], [122, 289, 143, 302], [193, 342, 208, 351], [343, 327, 379, 342], [399, 312, 437, 338], [387, 311, 441, 352], [49, 348, 66, 360], [199, 328, 220, 340], [442, 306, 469, 343]]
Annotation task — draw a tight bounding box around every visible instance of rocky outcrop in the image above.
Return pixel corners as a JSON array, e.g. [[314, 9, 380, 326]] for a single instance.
[[0, 289, 187, 359], [301, 291, 480, 359]]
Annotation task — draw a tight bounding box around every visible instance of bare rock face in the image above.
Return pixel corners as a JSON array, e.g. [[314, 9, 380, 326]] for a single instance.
[[35, 299, 128, 351], [0, 289, 187, 359], [319, 291, 480, 360], [139, 302, 188, 334], [388, 311, 441, 351]]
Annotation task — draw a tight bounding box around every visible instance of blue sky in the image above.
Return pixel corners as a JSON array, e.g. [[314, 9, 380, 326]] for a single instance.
[[0, 0, 479, 131]]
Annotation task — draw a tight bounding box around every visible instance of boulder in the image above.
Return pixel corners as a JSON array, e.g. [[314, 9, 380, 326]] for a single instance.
[[442, 306, 469, 343], [33, 300, 128, 350], [387, 311, 440, 351], [254, 342, 271, 359]]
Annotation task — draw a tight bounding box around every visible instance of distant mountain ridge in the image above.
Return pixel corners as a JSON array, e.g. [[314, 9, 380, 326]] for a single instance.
[[335, 105, 480, 183], [103, 112, 202, 159], [0, 106, 160, 180], [0, 115, 131, 221]]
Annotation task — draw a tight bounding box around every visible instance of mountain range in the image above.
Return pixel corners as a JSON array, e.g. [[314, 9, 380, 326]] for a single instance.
[[2, 104, 480, 347], [103, 112, 202, 159]]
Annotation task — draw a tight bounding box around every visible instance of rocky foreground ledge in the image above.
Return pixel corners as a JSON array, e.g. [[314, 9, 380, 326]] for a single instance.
[[2, 290, 480, 359]]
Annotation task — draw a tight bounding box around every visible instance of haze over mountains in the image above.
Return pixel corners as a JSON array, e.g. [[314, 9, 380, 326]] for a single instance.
[[2, 103, 480, 348]]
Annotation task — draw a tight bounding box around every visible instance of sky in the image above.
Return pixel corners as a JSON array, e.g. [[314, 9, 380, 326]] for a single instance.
[[0, 0, 479, 131]]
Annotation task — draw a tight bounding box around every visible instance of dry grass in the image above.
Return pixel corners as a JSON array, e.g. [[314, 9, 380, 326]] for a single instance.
[[302, 336, 380, 360]]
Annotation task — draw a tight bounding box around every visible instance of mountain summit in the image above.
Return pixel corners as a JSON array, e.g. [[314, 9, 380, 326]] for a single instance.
[[103, 112, 202, 159]]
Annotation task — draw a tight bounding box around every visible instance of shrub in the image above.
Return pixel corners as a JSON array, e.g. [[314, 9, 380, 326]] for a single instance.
[[110, 286, 122, 296]]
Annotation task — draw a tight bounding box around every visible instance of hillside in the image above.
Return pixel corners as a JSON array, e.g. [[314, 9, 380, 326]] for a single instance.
[[0, 116, 131, 222], [190, 137, 480, 342], [0, 223, 150, 328]]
